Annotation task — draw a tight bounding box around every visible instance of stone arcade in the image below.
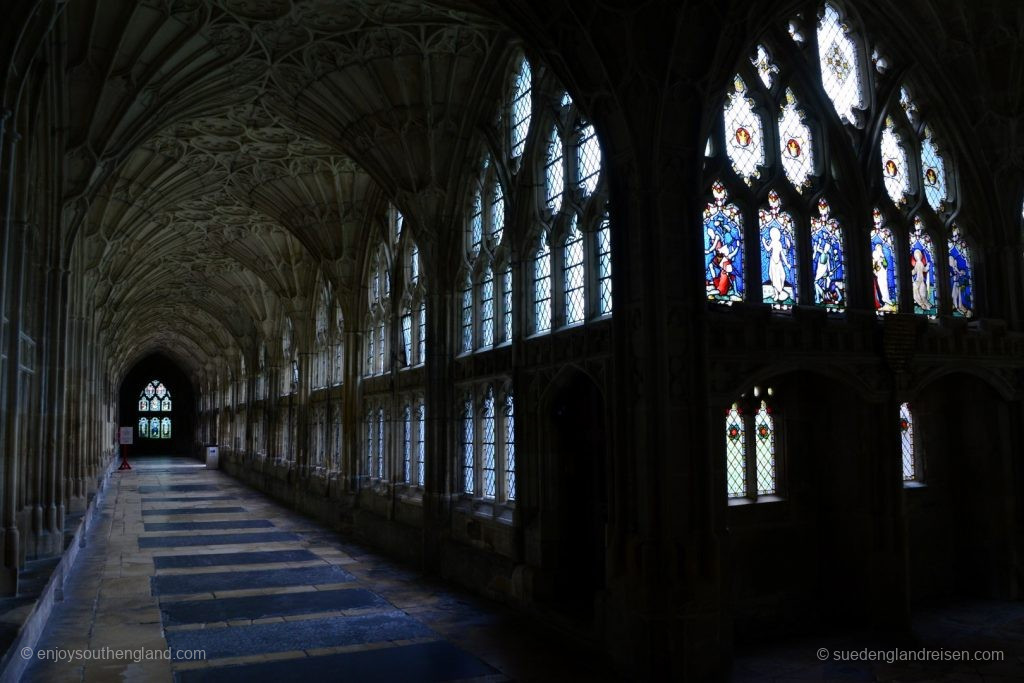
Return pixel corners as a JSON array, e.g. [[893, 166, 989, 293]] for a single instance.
[[1, 0, 1023, 680]]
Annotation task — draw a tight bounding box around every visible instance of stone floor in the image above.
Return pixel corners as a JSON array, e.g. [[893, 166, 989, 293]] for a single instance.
[[22, 456, 614, 682]]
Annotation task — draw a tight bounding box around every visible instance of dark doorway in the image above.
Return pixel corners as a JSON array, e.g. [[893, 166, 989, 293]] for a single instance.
[[118, 354, 196, 457], [548, 370, 608, 619]]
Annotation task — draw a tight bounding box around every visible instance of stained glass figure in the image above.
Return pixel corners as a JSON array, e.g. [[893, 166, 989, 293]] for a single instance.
[[725, 404, 746, 498], [162, 397, 171, 411], [703, 182, 744, 303], [161, 418, 171, 439], [810, 199, 845, 310], [751, 44, 778, 88], [900, 402, 916, 481], [817, 3, 865, 125], [150, 418, 160, 439], [898, 86, 917, 123], [880, 116, 910, 205], [759, 190, 798, 309], [754, 401, 776, 495], [138, 417, 148, 438], [138, 398, 148, 411], [144, 383, 155, 398], [920, 125, 948, 213], [948, 225, 973, 318], [723, 76, 765, 185], [156, 383, 166, 399], [778, 88, 814, 191], [910, 217, 937, 316], [870, 209, 899, 314]]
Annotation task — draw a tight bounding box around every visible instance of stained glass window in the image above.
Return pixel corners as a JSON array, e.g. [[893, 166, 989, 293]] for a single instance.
[[880, 116, 910, 206], [564, 218, 585, 325], [480, 267, 494, 347], [900, 402, 916, 481], [948, 226, 973, 318], [545, 126, 564, 213], [723, 75, 765, 185], [481, 389, 496, 499], [597, 215, 613, 315], [910, 217, 937, 317], [899, 87, 917, 123], [704, 182, 744, 303], [870, 209, 899, 314], [759, 190, 798, 309], [920, 125, 948, 213], [751, 44, 778, 88], [462, 397, 474, 494], [138, 381, 172, 439], [810, 199, 845, 310], [504, 393, 516, 501], [817, 2, 865, 125], [511, 57, 532, 158], [778, 88, 814, 191], [725, 404, 746, 498], [533, 238, 552, 332], [578, 123, 601, 195], [754, 401, 776, 495]]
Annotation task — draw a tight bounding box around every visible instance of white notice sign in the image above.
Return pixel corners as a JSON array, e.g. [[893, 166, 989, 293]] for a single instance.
[[118, 427, 134, 445]]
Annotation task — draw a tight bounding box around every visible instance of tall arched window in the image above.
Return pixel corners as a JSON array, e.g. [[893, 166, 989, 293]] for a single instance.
[[900, 402, 919, 482], [726, 387, 779, 501], [313, 287, 330, 390], [137, 380, 172, 439], [703, 2, 972, 320], [365, 238, 391, 377]]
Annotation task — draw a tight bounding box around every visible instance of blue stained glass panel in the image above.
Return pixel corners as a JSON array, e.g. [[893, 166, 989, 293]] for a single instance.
[[759, 191, 798, 309], [810, 199, 844, 310], [910, 217, 937, 317], [704, 182, 744, 303], [948, 226, 973, 318]]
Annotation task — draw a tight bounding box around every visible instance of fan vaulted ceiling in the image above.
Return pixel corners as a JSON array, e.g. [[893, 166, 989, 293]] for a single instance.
[[64, 0, 509, 379]]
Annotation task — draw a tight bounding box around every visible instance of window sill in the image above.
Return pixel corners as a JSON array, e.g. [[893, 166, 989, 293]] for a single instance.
[[455, 496, 515, 524], [903, 480, 927, 490], [728, 494, 785, 507]]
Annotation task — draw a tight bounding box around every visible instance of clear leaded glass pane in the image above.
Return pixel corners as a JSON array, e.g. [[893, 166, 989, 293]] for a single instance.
[[365, 321, 374, 376], [481, 390, 496, 499], [546, 127, 564, 213], [401, 313, 412, 365], [460, 281, 473, 353], [948, 225, 973, 318], [480, 268, 494, 347], [778, 88, 814, 191], [534, 240, 552, 332], [921, 126, 948, 213], [403, 405, 411, 483], [597, 216, 612, 315], [759, 190, 798, 309], [705, 182, 744, 303], [365, 412, 373, 475], [900, 402, 915, 481], [817, 3, 865, 125], [578, 123, 601, 195], [502, 267, 512, 342], [504, 393, 516, 501], [754, 401, 776, 495], [751, 44, 778, 88], [417, 301, 426, 365], [871, 209, 899, 314], [415, 402, 425, 485], [490, 181, 505, 244], [725, 404, 746, 498], [723, 75, 765, 185], [564, 219, 585, 324], [462, 398, 474, 494], [469, 188, 482, 256], [511, 57, 532, 158], [376, 408, 384, 479], [910, 217, 937, 317], [810, 199, 845, 311], [376, 322, 385, 374], [880, 116, 910, 206]]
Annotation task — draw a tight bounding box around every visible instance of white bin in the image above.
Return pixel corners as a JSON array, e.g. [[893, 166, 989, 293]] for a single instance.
[[206, 446, 219, 469]]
